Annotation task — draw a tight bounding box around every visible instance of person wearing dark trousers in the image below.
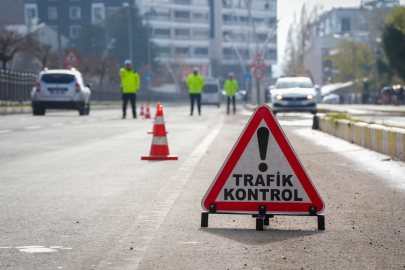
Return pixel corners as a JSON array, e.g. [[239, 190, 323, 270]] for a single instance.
[[119, 59, 140, 119], [186, 67, 204, 116], [224, 72, 238, 115], [190, 93, 201, 116]]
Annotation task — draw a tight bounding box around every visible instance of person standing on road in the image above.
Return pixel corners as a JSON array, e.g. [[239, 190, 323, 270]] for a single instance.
[[187, 67, 204, 116], [120, 60, 140, 119], [224, 73, 238, 115]]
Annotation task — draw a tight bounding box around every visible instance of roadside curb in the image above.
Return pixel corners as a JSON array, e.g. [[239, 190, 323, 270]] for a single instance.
[[317, 115, 405, 162], [0, 104, 121, 116]]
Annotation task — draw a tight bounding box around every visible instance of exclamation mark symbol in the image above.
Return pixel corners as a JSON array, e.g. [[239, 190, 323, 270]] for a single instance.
[[257, 127, 269, 172]]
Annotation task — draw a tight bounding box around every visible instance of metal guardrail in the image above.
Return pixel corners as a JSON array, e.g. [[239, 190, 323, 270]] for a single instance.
[[0, 69, 189, 104], [0, 69, 38, 105]]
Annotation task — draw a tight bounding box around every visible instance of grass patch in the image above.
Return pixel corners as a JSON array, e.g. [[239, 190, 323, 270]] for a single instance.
[[325, 113, 405, 129]]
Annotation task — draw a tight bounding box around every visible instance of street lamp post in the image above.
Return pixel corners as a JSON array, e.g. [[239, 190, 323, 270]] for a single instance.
[[56, 0, 63, 69], [123, 2, 133, 64]]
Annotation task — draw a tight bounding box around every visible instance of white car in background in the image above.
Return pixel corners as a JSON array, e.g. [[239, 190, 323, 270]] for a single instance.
[[268, 76, 318, 115], [322, 94, 340, 104], [31, 69, 91, 116], [201, 78, 221, 108]]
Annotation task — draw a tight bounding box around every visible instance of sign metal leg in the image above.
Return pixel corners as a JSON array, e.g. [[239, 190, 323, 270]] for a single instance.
[[317, 215, 325, 230], [201, 212, 209, 227]]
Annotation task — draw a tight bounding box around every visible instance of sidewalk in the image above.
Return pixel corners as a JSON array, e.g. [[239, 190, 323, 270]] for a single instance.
[[317, 104, 405, 115]]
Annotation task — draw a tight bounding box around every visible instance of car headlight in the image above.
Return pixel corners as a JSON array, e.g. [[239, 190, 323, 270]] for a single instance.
[[276, 95, 283, 100], [307, 94, 313, 100]]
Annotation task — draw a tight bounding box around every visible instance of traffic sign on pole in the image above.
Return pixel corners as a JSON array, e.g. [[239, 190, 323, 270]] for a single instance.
[[252, 67, 265, 80], [145, 73, 152, 82], [251, 53, 266, 69], [244, 74, 252, 82], [63, 50, 79, 68], [201, 105, 324, 216]]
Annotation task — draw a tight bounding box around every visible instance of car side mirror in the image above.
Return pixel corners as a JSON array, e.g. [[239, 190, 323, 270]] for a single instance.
[[86, 83, 92, 88]]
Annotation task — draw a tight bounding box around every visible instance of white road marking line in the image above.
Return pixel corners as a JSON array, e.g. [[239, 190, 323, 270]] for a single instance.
[[71, 121, 81, 124], [87, 119, 97, 122], [0, 130, 12, 134], [126, 116, 225, 269], [25, 126, 43, 130], [51, 123, 65, 127]]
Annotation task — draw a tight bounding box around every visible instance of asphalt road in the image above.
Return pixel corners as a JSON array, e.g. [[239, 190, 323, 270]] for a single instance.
[[1, 106, 405, 270]]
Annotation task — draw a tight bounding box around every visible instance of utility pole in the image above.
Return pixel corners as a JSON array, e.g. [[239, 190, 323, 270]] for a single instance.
[[123, 2, 133, 64], [56, 0, 63, 69], [147, 16, 151, 91]]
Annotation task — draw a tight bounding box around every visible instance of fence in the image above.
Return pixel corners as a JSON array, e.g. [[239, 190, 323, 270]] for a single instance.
[[0, 69, 38, 105], [0, 69, 190, 104]]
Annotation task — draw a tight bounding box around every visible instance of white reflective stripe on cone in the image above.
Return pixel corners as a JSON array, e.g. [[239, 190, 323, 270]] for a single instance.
[[154, 116, 165, 125], [152, 136, 168, 145]]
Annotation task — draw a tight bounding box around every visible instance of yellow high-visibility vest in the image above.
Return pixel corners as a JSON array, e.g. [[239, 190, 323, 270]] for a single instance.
[[120, 68, 140, 93], [224, 79, 239, 97], [187, 74, 204, 94]]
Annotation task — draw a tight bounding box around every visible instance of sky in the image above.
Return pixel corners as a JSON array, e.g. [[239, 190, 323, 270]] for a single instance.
[[275, 0, 405, 76]]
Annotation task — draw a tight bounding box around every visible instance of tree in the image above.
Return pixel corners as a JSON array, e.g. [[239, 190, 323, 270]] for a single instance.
[[0, 26, 27, 69], [108, 5, 158, 71], [283, 3, 323, 75], [325, 40, 375, 92], [26, 36, 58, 69], [76, 20, 105, 56], [382, 6, 405, 82]]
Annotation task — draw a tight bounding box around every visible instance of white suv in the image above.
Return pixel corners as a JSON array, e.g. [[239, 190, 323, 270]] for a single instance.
[[31, 69, 91, 116], [268, 77, 318, 115]]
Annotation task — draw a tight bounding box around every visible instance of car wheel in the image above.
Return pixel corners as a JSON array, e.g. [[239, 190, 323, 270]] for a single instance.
[[79, 104, 86, 116], [33, 107, 45, 116]]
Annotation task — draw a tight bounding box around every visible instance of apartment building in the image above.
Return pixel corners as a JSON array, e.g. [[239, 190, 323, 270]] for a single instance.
[[141, 0, 277, 79], [24, 0, 109, 46], [304, 0, 398, 85]]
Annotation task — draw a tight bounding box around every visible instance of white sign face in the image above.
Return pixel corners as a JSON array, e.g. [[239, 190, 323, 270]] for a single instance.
[[216, 119, 310, 203]]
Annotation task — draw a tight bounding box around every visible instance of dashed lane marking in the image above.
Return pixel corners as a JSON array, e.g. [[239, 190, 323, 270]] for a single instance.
[[25, 126, 43, 130], [99, 116, 225, 269]]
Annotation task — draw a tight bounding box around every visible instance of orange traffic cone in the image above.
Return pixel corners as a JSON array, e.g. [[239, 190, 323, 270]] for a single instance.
[[140, 102, 145, 116], [141, 105, 178, 161], [144, 102, 151, 119], [147, 103, 167, 134]]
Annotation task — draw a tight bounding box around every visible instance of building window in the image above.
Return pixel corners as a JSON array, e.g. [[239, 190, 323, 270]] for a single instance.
[[193, 28, 208, 40], [25, 3, 38, 25], [194, 47, 208, 57], [92, 3, 105, 25], [70, 25, 81, 38], [174, 28, 190, 39], [174, 11, 190, 22], [145, 7, 171, 21], [251, 0, 276, 11], [174, 0, 190, 4], [223, 48, 234, 59], [158, 46, 171, 56], [154, 28, 171, 38], [194, 0, 208, 5], [193, 12, 208, 23], [341, 18, 351, 32], [48, 6, 57, 20], [174, 47, 190, 56], [70, 6, 81, 20], [265, 49, 277, 60]]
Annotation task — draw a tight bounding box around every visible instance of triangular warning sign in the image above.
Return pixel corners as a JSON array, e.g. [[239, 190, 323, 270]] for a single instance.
[[251, 53, 266, 69], [201, 105, 324, 215], [63, 50, 79, 66]]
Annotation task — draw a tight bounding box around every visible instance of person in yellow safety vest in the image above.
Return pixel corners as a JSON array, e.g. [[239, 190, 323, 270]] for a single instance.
[[120, 59, 140, 119], [186, 67, 204, 116], [224, 72, 239, 115]]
